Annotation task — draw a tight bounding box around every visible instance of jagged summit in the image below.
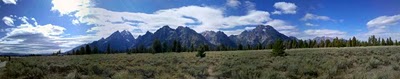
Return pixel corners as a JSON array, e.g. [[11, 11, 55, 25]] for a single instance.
[[70, 25, 292, 53], [230, 25, 290, 46]]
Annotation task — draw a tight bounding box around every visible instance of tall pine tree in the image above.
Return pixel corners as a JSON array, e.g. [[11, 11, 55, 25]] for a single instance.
[[107, 44, 111, 54], [152, 39, 162, 53], [85, 44, 91, 54], [272, 39, 286, 56]]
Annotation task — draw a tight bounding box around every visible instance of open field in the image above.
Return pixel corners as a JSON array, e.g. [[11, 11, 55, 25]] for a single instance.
[[1, 46, 400, 79]]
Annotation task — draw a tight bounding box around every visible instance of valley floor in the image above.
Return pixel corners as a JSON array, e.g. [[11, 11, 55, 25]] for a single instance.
[[1, 46, 400, 79]]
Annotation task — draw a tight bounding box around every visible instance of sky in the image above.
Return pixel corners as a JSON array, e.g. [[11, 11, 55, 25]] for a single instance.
[[0, 0, 400, 54]]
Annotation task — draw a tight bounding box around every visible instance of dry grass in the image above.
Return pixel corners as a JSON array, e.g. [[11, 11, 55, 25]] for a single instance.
[[1, 46, 400, 79]]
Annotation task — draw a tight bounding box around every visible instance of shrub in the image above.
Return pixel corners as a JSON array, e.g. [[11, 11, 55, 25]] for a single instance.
[[196, 49, 206, 58]]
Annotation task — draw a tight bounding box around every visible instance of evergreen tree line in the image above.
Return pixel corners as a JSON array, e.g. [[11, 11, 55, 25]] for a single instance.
[[220, 35, 400, 51], [70, 44, 110, 55], [69, 35, 400, 55], [128, 39, 211, 54]]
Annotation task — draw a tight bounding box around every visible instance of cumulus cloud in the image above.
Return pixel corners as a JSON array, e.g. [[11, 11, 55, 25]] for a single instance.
[[301, 13, 332, 21], [244, 1, 255, 10], [2, 16, 14, 26], [71, 6, 271, 38], [305, 23, 318, 26], [304, 29, 346, 38], [226, 0, 241, 8], [51, 0, 92, 16], [2, 0, 17, 5], [265, 19, 299, 36], [72, 19, 80, 25], [367, 14, 400, 28], [50, 0, 274, 38], [0, 16, 96, 54], [365, 14, 400, 36], [272, 2, 297, 14]]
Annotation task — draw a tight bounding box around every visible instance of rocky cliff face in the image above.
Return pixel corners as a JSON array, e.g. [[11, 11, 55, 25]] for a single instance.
[[230, 25, 291, 46]]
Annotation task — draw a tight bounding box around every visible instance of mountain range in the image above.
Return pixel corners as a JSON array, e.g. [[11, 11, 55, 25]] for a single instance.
[[69, 25, 295, 53]]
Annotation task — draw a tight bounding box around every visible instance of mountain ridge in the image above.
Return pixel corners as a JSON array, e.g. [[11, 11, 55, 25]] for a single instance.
[[68, 25, 292, 53]]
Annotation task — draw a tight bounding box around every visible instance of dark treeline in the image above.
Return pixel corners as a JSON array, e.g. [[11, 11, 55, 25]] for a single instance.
[[67, 35, 400, 55]]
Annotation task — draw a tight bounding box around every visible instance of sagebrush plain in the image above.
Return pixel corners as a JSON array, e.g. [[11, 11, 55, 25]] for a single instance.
[[1, 46, 400, 79]]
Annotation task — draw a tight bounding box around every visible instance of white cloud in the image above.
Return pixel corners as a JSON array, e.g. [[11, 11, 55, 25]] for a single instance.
[[265, 19, 299, 36], [266, 19, 296, 30], [224, 26, 256, 35], [51, 0, 92, 16], [301, 13, 332, 21], [0, 16, 95, 54], [244, 1, 255, 10], [51, 0, 272, 38], [72, 6, 271, 38], [72, 19, 80, 25], [272, 2, 297, 14], [305, 23, 318, 26], [304, 29, 346, 38], [2, 0, 17, 5], [367, 14, 400, 28], [226, 0, 241, 8], [0, 28, 12, 32], [18, 16, 29, 24], [365, 14, 400, 37], [2, 16, 14, 26]]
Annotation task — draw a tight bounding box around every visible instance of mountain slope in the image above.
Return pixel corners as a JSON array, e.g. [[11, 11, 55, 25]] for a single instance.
[[70, 30, 135, 53], [230, 25, 291, 46], [134, 25, 213, 48], [201, 31, 236, 47]]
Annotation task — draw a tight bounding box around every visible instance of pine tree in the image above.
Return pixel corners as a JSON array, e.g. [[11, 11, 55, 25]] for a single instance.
[[176, 41, 182, 53], [272, 39, 286, 56], [326, 39, 331, 47], [352, 36, 357, 47], [298, 40, 304, 48], [218, 44, 227, 51], [107, 44, 111, 54], [257, 43, 263, 50], [190, 44, 194, 52], [388, 37, 393, 45], [196, 45, 206, 58], [172, 40, 178, 52], [381, 38, 386, 46], [312, 40, 317, 48], [308, 40, 313, 48], [371, 35, 377, 46], [247, 44, 251, 50], [80, 47, 85, 55], [204, 44, 210, 51], [292, 40, 298, 48], [85, 44, 92, 54], [266, 43, 273, 49], [72, 50, 76, 55], [238, 44, 243, 50], [333, 37, 339, 47], [319, 40, 325, 48], [152, 39, 162, 53], [347, 38, 351, 47], [162, 42, 168, 52], [287, 40, 293, 49], [93, 46, 99, 54]]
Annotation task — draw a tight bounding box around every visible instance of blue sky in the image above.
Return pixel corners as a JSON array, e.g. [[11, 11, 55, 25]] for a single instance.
[[0, 0, 400, 54]]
